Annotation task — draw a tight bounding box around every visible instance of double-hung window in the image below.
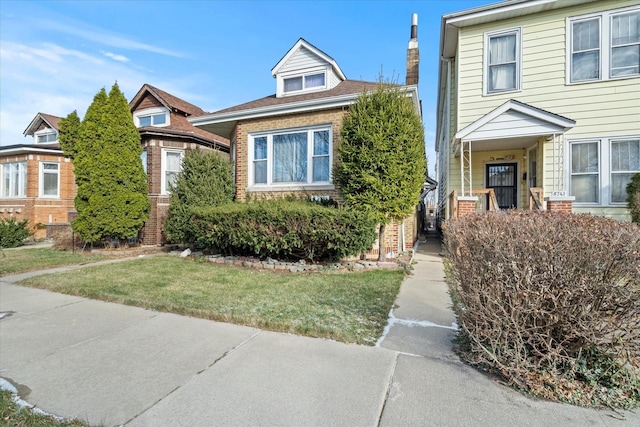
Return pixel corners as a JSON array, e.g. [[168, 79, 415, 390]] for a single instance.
[[568, 7, 640, 83], [40, 162, 59, 198], [1, 162, 27, 198], [570, 142, 600, 203], [611, 139, 640, 202], [161, 149, 183, 194], [570, 137, 640, 205], [484, 28, 521, 94], [250, 126, 332, 187]]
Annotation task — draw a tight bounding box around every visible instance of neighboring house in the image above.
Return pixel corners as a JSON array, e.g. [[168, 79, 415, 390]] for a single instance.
[[191, 18, 423, 257], [130, 84, 231, 245], [1, 87, 230, 245], [435, 0, 639, 223], [0, 113, 75, 239]]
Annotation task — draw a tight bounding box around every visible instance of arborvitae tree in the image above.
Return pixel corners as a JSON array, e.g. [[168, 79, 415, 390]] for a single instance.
[[58, 110, 81, 160], [71, 83, 149, 243], [164, 149, 234, 244], [334, 82, 426, 260], [72, 88, 109, 243]]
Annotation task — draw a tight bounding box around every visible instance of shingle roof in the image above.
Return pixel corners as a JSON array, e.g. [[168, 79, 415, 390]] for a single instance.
[[141, 84, 207, 117], [23, 112, 63, 136], [39, 113, 62, 131], [130, 84, 229, 147], [210, 80, 382, 115]]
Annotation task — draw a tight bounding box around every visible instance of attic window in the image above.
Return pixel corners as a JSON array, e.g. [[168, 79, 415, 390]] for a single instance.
[[134, 107, 169, 128], [35, 129, 57, 143], [283, 72, 326, 93], [139, 113, 167, 126]]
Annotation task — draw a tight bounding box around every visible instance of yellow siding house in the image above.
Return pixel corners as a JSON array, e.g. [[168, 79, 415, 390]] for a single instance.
[[435, 0, 640, 223]]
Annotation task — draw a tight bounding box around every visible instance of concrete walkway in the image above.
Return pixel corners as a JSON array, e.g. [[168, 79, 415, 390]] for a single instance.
[[1, 236, 638, 426]]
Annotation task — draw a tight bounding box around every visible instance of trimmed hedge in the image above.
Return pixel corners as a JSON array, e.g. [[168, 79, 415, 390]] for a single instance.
[[0, 218, 32, 248], [444, 211, 640, 409], [190, 200, 377, 261]]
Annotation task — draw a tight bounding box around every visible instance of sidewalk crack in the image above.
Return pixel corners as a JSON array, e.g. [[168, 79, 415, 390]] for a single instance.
[[122, 330, 262, 425]]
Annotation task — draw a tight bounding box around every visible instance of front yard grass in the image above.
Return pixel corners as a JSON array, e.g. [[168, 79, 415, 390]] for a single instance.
[[0, 389, 88, 427], [18, 256, 404, 345], [0, 248, 108, 277]]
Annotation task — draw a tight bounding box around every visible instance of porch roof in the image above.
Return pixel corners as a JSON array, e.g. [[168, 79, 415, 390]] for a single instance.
[[454, 100, 575, 153]]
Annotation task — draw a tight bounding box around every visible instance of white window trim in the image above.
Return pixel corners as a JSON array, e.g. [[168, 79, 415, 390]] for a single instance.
[[566, 5, 640, 84], [134, 107, 170, 128], [483, 27, 522, 96], [34, 128, 58, 144], [160, 149, 183, 195], [1, 161, 27, 198], [248, 124, 333, 190], [276, 66, 329, 97], [39, 161, 60, 198], [568, 135, 640, 206]]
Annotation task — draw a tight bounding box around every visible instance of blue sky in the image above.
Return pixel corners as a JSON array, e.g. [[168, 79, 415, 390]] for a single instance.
[[0, 0, 492, 174]]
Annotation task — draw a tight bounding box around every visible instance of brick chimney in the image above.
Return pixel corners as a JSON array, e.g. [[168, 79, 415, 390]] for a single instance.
[[406, 13, 419, 86]]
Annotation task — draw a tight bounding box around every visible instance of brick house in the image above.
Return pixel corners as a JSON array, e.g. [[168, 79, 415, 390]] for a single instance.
[[0, 113, 75, 239], [1, 88, 229, 245], [130, 84, 230, 245], [191, 16, 424, 257]]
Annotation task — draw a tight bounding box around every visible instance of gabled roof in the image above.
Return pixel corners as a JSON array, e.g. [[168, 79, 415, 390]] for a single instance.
[[455, 99, 575, 142], [129, 84, 229, 148], [214, 80, 380, 115], [23, 112, 62, 136], [129, 84, 207, 117], [191, 81, 421, 139], [453, 100, 575, 152], [271, 38, 347, 81]]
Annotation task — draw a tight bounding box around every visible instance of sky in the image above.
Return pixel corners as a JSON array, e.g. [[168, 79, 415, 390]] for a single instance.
[[0, 0, 493, 175]]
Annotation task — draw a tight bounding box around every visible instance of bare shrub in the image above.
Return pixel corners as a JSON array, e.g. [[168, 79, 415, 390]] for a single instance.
[[444, 211, 640, 408]]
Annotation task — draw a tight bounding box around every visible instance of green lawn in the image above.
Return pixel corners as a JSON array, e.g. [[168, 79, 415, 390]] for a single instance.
[[18, 257, 404, 345], [0, 389, 88, 427], [0, 248, 109, 277]]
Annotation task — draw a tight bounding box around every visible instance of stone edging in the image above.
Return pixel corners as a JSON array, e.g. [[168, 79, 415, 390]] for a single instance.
[[173, 249, 403, 272]]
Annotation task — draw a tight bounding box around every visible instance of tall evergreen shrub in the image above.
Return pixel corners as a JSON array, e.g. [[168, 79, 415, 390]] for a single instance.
[[334, 81, 426, 260], [71, 83, 150, 243]]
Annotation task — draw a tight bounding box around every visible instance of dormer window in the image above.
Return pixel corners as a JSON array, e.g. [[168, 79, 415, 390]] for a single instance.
[[284, 72, 326, 93], [34, 129, 58, 144], [134, 107, 170, 128]]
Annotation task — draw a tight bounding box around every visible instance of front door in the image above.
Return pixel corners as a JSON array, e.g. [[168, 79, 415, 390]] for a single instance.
[[486, 163, 518, 209]]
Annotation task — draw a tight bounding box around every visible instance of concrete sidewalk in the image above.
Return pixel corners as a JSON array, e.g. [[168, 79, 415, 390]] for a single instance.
[[1, 236, 638, 426]]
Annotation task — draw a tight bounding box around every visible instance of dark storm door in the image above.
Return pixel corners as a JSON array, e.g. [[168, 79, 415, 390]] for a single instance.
[[486, 163, 518, 209]]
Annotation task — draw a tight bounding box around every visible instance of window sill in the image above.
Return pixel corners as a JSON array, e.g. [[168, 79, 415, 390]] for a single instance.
[[248, 184, 335, 192], [566, 74, 640, 86], [483, 88, 521, 97]]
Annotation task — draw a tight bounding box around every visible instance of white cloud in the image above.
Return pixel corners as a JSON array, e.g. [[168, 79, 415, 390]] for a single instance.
[[38, 19, 186, 58], [102, 51, 130, 62]]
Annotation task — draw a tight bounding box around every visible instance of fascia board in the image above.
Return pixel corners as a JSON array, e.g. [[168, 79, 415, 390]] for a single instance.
[[0, 146, 64, 156]]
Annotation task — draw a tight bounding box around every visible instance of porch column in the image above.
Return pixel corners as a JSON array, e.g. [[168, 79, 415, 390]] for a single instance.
[[544, 195, 574, 213], [456, 196, 478, 217]]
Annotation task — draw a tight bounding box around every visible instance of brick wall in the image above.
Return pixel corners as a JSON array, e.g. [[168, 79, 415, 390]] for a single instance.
[[1, 153, 75, 238], [546, 200, 573, 213], [234, 108, 346, 201], [457, 198, 478, 217]]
